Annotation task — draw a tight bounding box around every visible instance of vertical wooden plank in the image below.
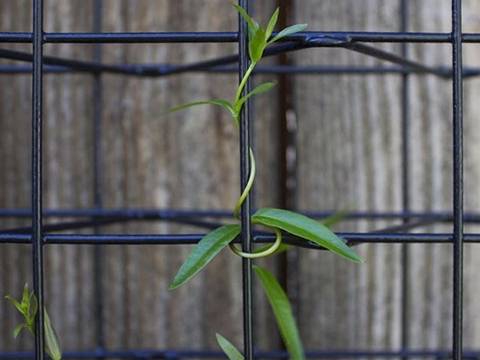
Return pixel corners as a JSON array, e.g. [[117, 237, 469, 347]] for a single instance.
[[0, 0, 34, 352], [293, 0, 403, 349], [292, 0, 480, 352]]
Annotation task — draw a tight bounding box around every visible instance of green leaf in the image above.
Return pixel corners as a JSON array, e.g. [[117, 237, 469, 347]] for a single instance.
[[216, 333, 244, 360], [170, 225, 241, 289], [6, 285, 62, 359], [13, 324, 26, 338], [252, 208, 362, 262], [6, 284, 37, 335], [29, 293, 38, 322], [21, 284, 30, 307], [269, 24, 308, 44], [265, 8, 279, 41], [235, 82, 276, 112], [44, 309, 62, 360], [169, 99, 236, 119], [5, 295, 24, 315], [249, 27, 266, 62], [232, 3, 259, 36], [254, 266, 304, 360]]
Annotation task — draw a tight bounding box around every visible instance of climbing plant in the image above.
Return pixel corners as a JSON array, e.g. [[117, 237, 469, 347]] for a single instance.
[[169, 3, 362, 359]]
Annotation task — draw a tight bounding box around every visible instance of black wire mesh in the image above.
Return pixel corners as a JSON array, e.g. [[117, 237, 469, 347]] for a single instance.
[[0, 0, 469, 359]]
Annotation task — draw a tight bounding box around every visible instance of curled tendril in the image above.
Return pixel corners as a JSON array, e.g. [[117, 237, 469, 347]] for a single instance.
[[229, 227, 282, 259], [230, 147, 284, 259], [233, 147, 256, 219]]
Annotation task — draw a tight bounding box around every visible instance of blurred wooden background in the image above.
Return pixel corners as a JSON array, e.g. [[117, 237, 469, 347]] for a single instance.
[[2, 0, 480, 357]]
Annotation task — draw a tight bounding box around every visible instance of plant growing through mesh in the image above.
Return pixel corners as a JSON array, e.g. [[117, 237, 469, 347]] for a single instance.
[[5, 283, 62, 360], [169, 3, 363, 360]]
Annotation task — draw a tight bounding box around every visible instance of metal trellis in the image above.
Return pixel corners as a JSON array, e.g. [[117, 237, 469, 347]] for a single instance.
[[0, 0, 470, 359]]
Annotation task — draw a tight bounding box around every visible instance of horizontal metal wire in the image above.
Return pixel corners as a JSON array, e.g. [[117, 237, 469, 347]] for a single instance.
[[0, 48, 133, 75], [3, 31, 480, 43], [0, 35, 465, 79], [0, 64, 456, 76], [6, 64, 480, 78], [0, 349, 478, 359], [0, 217, 222, 234], [2, 208, 480, 222], [0, 208, 233, 218], [0, 209, 453, 235], [0, 232, 479, 245]]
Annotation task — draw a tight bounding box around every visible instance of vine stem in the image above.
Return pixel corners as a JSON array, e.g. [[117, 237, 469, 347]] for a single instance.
[[234, 61, 257, 104], [230, 58, 284, 260], [232, 59, 257, 219], [231, 146, 284, 259], [233, 147, 256, 219]]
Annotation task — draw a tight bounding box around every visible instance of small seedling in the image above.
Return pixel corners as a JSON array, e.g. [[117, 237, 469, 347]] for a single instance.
[[6, 283, 62, 360], [169, 3, 363, 360]]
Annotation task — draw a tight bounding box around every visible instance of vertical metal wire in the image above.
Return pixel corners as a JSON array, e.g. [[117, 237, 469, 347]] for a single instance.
[[400, 0, 410, 358], [32, 0, 45, 358], [452, 0, 464, 358], [92, 0, 105, 351], [238, 0, 254, 358]]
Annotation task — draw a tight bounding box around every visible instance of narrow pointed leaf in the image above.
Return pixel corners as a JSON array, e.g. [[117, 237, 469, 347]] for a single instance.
[[169, 99, 236, 118], [252, 208, 362, 262], [235, 82, 276, 112], [44, 309, 62, 360], [269, 24, 308, 44], [232, 3, 259, 35], [254, 266, 304, 360], [5, 295, 24, 315], [216, 333, 244, 360], [249, 27, 266, 62], [13, 324, 26, 338], [29, 293, 38, 327], [21, 284, 30, 306], [170, 225, 241, 289], [266, 8, 279, 41]]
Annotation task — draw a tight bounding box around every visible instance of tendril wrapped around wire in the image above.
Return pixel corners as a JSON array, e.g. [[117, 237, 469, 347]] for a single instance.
[[167, 5, 361, 360]]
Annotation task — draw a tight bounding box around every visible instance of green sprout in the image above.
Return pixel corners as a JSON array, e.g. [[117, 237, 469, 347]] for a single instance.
[[169, 3, 361, 360], [169, 3, 308, 128], [6, 283, 62, 360]]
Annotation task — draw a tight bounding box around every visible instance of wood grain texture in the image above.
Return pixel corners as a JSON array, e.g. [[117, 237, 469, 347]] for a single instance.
[[293, 0, 480, 353], [2, 0, 480, 357], [0, 0, 279, 353]]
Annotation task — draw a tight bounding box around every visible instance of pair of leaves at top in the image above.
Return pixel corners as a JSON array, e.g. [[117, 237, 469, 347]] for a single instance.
[[216, 265, 304, 360], [168, 3, 307, 126], [169, 208, 362, 290], [232, 3, 307, 63], [5, 284, 62, 360]]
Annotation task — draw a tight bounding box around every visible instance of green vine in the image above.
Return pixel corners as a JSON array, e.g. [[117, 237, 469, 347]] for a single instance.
[[169, 3, 362, 360]]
